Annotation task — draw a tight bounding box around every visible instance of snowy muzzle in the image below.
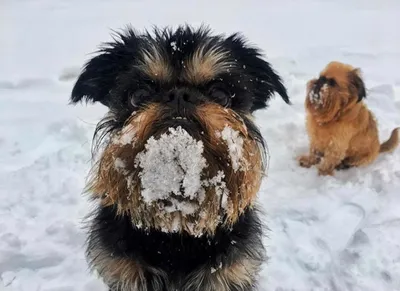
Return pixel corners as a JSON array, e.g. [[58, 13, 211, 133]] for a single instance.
[[308, 78, 330, 106], [86, 103, 266, 237]]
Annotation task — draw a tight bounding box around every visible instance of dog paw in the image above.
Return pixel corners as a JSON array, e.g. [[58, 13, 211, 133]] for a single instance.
[[298, 155, 313, 168], [318, 168, 334, 176], [335, 161, 352, 171]]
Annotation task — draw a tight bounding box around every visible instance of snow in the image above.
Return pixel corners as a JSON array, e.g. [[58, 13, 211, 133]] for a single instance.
[[309, 89, 323, 105], [202, 170, 230, 210], [115, 124, 137, 146], [1, 0, 400, 290], [113, 158, 127, 174], [135, 126, 207, 209], [215, 126, 245, 172], [170, 41, 178, 51], [134, 126, 231, 218]]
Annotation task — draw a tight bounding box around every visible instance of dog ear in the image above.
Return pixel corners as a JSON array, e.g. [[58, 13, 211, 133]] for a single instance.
[[70, 28, 139, 107], [70, 53, 116, 107], [348, 68, 366, 102], [250, 57, 291, 111], [224, 33, 290, 112]]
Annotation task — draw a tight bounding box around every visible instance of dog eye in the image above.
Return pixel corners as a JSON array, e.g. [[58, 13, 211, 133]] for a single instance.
[[210, 88, 231, 106], [328, 79, 337, 86], [130, 89, 150, 107]]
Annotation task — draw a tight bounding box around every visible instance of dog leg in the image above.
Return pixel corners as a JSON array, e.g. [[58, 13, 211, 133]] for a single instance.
[[340, 152, 377, 168], [335, 158, 353, 170], [317, 149, 345, 176], [298, 149, 322, 168]]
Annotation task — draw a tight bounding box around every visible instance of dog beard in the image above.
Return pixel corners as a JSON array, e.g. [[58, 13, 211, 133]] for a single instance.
[[87, 102, 266, 237], [305, 78, 350, 123]]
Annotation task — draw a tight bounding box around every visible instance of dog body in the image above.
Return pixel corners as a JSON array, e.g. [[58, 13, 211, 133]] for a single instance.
[[299, 61, 399, 175], [71, 25, 289, 290], [90, 205, 264, 291]]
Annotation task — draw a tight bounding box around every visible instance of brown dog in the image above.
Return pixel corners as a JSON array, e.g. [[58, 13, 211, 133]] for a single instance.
[[298, 61, 399, 176]]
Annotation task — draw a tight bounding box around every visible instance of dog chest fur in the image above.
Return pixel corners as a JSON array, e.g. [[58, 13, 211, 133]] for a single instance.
[[86, 205, 264, 291]]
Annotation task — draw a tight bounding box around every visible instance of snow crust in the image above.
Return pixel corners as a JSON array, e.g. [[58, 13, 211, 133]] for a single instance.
[[215, 126, 245, 172], [135, 126, 207, 214]]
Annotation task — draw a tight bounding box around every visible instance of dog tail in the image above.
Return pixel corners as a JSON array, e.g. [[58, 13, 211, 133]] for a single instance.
[[380, 127, 400, 153]]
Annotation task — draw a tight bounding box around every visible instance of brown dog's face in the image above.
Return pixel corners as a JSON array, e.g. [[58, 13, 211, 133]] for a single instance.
[[306, 61, 366, 122]]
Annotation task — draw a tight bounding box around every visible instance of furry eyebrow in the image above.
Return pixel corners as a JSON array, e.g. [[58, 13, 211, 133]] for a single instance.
[[183, 43, 234, 84], [137, 44, 173, 81]]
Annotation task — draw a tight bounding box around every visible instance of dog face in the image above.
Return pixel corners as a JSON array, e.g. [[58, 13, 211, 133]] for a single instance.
[[306, 61, 366, 121], [71, 25, 289, 236]]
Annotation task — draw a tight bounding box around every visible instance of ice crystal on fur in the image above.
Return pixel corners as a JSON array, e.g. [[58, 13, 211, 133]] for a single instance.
[[203, 170, 230, 210], [113, 158, 126, 173], [308, 90, 323, 105], [216, 126, 245, 172], [164, 199, 199, 215], [135, 126, 207, 210], [113, 158, 135, 194], [112, 124, 136, 145], [170, 41, 180, 52]]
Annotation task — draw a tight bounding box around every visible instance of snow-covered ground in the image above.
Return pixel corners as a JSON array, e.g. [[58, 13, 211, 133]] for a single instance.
[[1, 0, 400, 290]]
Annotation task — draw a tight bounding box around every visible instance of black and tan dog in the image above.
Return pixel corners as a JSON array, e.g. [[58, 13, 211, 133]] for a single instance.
[[70, 25, 290, 291]]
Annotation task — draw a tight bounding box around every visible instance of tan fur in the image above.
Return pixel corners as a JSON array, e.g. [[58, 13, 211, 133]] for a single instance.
[[86, 103, 264, 236], [184, 43, 233, 84], [220, 257, 261, 287], [88, 247, 167, 291], [90, 247, 260, 291], [298, 61, 400, 176], [196, 105, 264, 225], [183, 256, 261, 291], [138, 45, 173, 81], [380, 128, 399, 153], [138, 42, 233, 84]]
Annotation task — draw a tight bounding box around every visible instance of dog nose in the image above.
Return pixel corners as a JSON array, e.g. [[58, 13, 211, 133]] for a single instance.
[[164, 88, 196, 107]]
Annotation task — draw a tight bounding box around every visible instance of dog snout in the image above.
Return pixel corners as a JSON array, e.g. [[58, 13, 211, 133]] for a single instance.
[[311, 85, 320, 98], [311, 77, 327, 98], [164, 88, 198, 109]]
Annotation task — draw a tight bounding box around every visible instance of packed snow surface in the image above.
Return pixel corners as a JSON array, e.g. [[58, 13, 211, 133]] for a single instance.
[[1, 0, 400, 290]]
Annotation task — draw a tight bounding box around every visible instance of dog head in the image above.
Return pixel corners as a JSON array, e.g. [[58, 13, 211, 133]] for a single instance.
[[71, 25, 289, 236], [305, 61, 366, 122]]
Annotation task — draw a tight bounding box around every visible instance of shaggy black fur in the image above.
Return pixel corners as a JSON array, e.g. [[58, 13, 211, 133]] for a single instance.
[[71, 25, 289, 113], [87, 205, 264, 284], [71, 24, 289, 291]]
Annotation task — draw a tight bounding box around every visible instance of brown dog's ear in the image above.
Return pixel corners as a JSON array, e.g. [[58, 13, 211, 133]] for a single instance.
[[348, 68, 366, 102]]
